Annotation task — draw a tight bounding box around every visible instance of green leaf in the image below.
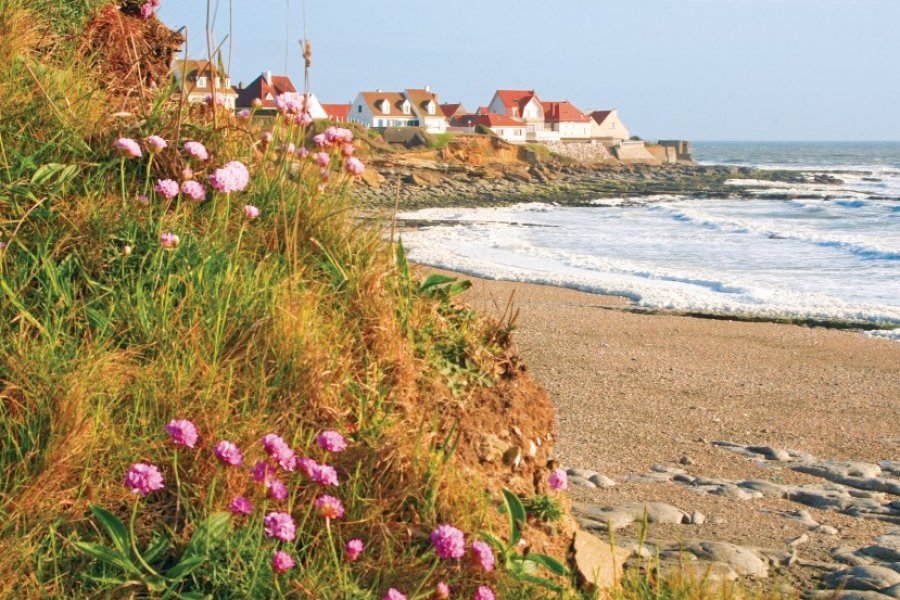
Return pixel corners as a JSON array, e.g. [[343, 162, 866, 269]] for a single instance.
[[515, 572, 563, 593], [30, 163, 65, 186], [418, 274, 456, 292], [524, 552, 570, 577], [183, 512, 231, 558], [481, 531, 507, 552], [72, 542, 141, 576], [164, 556, 204, 581], [81, 574, 130, 586], [89, 505, 130, 557], [177, 593, 210, 600], [395, 240, 410, 285], [143, 534, 171, 564], [502, 489, 527, 546]]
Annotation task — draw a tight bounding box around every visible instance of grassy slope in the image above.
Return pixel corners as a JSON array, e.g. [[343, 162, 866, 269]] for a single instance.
[[0, 2, 565, 597]]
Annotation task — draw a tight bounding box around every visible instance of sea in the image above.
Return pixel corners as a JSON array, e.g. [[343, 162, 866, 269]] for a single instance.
[[397, 142, 900, 340]]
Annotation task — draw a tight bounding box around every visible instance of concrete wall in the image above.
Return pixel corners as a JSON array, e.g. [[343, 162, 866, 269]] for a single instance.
[[645, 143, 677, 164], [613, 141, 660, 163]]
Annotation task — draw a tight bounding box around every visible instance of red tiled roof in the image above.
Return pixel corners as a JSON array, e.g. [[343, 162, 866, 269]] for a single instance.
[[473, 113, 525, 128], [494, 89, 540, 115], [542, 101, 592, 123], [590, 110, 613, 125], [321, 103, 350, 121], [440, 103, 465, 118], [236, 73, 298, 109], [476, 106, 489, 115]]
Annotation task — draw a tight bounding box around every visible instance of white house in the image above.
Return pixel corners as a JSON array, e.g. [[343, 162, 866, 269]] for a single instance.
[[541, 101, 593, 141], [472, 113, 527, 143], [173, 59, 238, 110], [235, 72, 327, 119], [590, 109, 630, 143], [487, 90, 558, 142], [349, 88, 448, 133]]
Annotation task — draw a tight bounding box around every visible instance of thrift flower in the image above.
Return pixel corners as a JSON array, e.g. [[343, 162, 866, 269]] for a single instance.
[[145, 135, 167, 153], [342, 143, 355, 157], [430, 525, 465, 560], [296, 458, 317, 478], [548, 468, 568, 491], [124, 463, 164, 497], [282, 143, 296, 155], [435, 582, 450, 599], [252, 460, 277, 483], [213, 440, 243, 466], [261, 131, 273, 144], [229, 496, 252, 515], [267, 478, 288, 501], [314, 495, 345, 520], [316, 430, 347, 454], [315, 152, 330, 167], [345, 538, 364, 562], [237, 108, 251, 120], [209, 161, 250, 194], [263, 511, 296, 541], [311, 463, 339, 487], [114, 138, 142, 158], [181, 167, 194, 180], [470, 540, 495, 572], [272, 550, 295, 574], [139, 0, 159, 19], [160, 232, 180, 249], [136, 193, 150, 206], [474, 586, 495, 600], [275, 92, 303, 115], [183, 141, 209, 161], [344, 157, 365, 177], [155, 178, 179, 200], [295, 113, 313, 127], [181, 180, 206, 202], [297, 147, 310, 159], [313, 133, 327, 147], [243, 204, 260, 220], [164, 419, 198, 448], [383, 589, 406, 600], [260, 433, 294, 468]]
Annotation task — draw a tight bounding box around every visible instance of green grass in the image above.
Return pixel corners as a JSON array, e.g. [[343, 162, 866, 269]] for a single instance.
[[427, 133, 455, 151]]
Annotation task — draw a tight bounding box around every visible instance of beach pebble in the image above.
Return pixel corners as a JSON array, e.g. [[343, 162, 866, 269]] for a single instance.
[[691, 511, 707, 525], [679, 541, 769, 578], [748, 446, 792, 462], [569, 476, 598, 489], [679, 455, 696, 465], [588, 474, 616, 488], [823, 565, 900, 593], [567, 468, 599, 479], [789, 533, 810, 547], [817, 525, 840, 536], [738, 479, 788, 498]]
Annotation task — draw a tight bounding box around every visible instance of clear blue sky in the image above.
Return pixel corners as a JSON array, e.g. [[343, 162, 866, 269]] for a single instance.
[[160, 0, 900, 141]]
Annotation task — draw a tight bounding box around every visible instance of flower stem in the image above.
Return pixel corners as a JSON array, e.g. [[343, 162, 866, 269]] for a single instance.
[[173, 449, 183, 528], [409, 555, 440, 599], [119, 157, 126, 209], [129, 498, 161, 576], [325, 519, 345, 591]]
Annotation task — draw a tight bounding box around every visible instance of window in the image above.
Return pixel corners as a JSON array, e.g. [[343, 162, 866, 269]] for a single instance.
[[381, 100, 390, 114], [358, 105, 362, 113], [427, 102, 435, 115], [225, 78, 231, 88], [512, 107, 519, 117], [197, 77, 207, 88], [214, 77, 220, 89], [402, 101, 411, 115]]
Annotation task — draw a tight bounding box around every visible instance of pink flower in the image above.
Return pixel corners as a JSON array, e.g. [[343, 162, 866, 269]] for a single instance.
[[435, 582, 450, 599], [272, 550, 295, 574], [180, 181, 205, 202], [548, 468, 568, 491], [261, 433, 294, 468], [209, 161, 250, 194], [470, 540, 495, 572], [295, 457, 317, 478], [136, 193, 150, 206], [281, 143, 296, 155], [263, 511, 296, 541], [275, 92, 303, 115], [313, 133, 327, 147], [344, 157, 365, 177], [155, 178, 179, 200], [430, 525, 465, 560], [315, 152, 330, 167], [204, 94, 224, 107], [345, 538, 364, 562], [213, 440, 243, 466], [324, 127, 339, 144], [229, 496, 252, 515], [243, 204, 260, 220], [295, 113, 313, 126], [164, 419, 198, 448], [183, 141, 209, 161], [474, 586, 495, 600], [314, 495, 345, 520], [316, 430, 347, 454], [311, 463, 339, 487], [251, 460, 277, 483], [335, 128, 354, 143], [145, 135, 167, 153], [160, 232, 180, 249], [297, 147, 310, 159], [261, 131, 273, 144], [237, 109, 251, 120], [114, 138, 142, 159], [342, 143, 355, 157], [181, 167, 194, 180], [319, 168, 330, 181], [267, 478, 288, 501], [383, 589, 406, 600], [124, 463, 164, 497]]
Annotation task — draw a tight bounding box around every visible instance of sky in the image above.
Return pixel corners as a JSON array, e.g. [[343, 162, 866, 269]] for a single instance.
[[160, 0, 900, 141]]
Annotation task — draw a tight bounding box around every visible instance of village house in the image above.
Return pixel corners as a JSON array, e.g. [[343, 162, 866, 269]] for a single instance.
[[235, 72, 327, 119], [487, 90, 559, 142], [349, 88, 448, 133], [589, 109, 630, 143], [470, 113, 527, 143], [173, 59, 238, 111], [321, 103, 351, 122], [440, 103, 467, 122], [541, 101, 593, 141]]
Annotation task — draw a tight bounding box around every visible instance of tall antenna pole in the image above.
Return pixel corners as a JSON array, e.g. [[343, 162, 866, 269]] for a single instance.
[[302, 0, 309, 95], [284, 0, 291, 75]]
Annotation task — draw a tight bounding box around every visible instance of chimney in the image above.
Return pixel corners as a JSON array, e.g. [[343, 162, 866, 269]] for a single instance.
[[265, 71, 272, 85], [425, 85, 430, 93]]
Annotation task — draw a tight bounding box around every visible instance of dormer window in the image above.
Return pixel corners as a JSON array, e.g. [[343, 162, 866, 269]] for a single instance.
[[214, 77, 221, 89], [225, 78, 231, 88], [379, 100, 390, 114], [197, 76, 207, 88], [512, 107, 519, 117], [402, 101, 411, 115], [427, 101, 435, 115]]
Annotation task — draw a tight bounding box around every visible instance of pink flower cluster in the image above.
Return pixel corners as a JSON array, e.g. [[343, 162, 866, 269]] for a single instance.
[[139, 0, 160, 19], [165, 419, 198, 448], [213, 440, 243, 466], [181, 180, 206, 202], [275, 92, 303, 115], [154, 178, 179, 200], [183, 141, 209, 161], [124, 463, 164, 496], [263, 511, 296, 541], [114, 138, 142, 159], [548, 468, 568, 491], [145, 135, 167, 153], [209, 161, 250, 194], [430, 524, 465, 560], [160, 232, 180, 249], [316, 430, 347, 453], [314, 494, 345, 520], [345, 538, 365, 562]]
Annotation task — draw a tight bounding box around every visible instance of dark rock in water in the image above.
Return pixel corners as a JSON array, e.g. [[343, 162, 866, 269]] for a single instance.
[[812, 173, 845, 184]]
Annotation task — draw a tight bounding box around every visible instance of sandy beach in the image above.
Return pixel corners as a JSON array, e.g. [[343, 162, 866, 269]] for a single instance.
[[429, 267, 900, 588]]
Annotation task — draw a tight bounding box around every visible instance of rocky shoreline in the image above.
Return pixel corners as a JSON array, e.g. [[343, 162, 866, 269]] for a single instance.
[[354, 159, 841, 211]]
